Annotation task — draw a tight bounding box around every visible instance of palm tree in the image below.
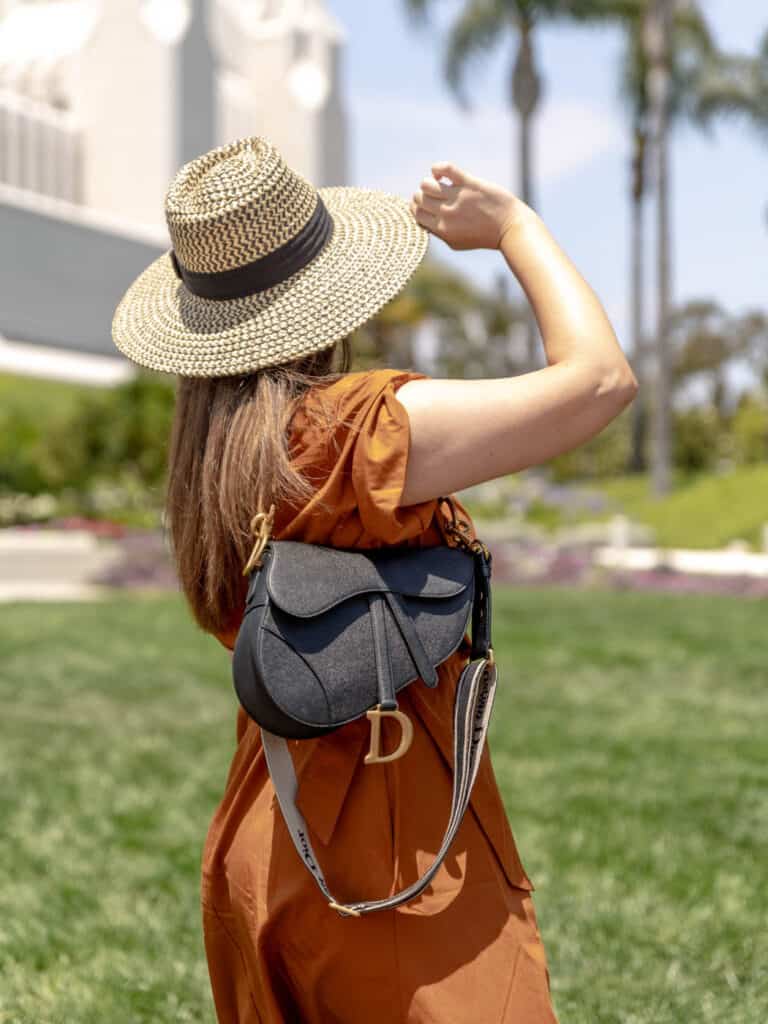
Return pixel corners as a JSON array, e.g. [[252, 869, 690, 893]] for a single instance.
[[401, 2, 767, 496], [402, 0, 643, 373], [627, 11, 768, 493], [617, 2, 715, 479], [642, 0, 680, 495]]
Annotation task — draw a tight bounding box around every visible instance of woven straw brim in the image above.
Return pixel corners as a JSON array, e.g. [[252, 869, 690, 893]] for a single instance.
[[111, 187, 429, 377]]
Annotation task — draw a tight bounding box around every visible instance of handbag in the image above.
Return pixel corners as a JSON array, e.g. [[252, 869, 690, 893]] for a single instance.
[[231, 497, 498, 918]]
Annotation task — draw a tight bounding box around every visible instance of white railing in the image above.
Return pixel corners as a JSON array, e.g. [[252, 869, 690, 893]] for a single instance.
[[0, 87, 83, 202]]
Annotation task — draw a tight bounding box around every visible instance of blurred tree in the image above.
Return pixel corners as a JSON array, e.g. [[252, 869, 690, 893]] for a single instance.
[[641, 11, 768, 494], [431, 270, 530, 378], [730, 392, 768, 465], [616, 1, 716, 479], [402, 0, 644, 373], [692, 27, 768, 151], [667, 300, 755, 416], [350, 255, 525, 375], [642, 0, 675, 496], [401, 2, 767, 495], [737, 311, 768, 396], [672, 403, 722, 473]]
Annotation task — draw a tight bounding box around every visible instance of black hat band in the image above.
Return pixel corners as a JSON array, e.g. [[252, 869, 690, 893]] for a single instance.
[[169, 195, 333, 301]]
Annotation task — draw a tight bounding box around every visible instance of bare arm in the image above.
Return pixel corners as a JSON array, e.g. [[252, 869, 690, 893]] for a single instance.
[[397, 161, 638, 505]]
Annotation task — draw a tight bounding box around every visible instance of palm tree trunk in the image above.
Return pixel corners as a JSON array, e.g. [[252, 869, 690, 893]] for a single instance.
[[519, 111, 539, 371], [644, 0, 674, 496], [512, 20, 541, 372], [628, 125, 648, 473]]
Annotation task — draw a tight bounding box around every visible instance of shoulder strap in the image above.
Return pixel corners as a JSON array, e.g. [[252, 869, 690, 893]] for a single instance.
[[260, 652, 497, 917]]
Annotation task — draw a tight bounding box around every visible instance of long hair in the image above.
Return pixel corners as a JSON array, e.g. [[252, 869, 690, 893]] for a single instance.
[[165, 337, 353, 637]]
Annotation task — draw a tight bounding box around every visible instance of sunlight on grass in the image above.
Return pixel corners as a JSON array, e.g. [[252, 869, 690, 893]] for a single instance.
[[1, 590, 766, 1022]]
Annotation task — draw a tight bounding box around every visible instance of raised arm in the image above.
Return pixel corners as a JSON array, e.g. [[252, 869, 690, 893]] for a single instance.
[[397, 161, 638, 506]]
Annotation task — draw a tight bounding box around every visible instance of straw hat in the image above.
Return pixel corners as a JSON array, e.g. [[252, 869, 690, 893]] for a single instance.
[[111, 135, 430, 378]]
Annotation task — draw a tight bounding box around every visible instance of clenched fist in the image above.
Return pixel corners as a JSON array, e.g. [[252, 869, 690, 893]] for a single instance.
[[409, 162, 527, 252]]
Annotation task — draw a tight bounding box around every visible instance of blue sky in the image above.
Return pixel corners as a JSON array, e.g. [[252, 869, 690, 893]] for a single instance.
[[326, 0, 767, 365]]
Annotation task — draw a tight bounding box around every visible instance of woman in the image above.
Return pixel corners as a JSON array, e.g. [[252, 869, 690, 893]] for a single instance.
[[112, 135, 637, 1023]]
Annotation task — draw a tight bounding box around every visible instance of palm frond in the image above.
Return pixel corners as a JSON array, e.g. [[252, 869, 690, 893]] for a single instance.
[[614, 4, 722, 131], [443, 0, 507, 111], [401, 0, 436, 29], [528, 0, 645, 28], [665, 6, 720, 129], [687, 36, 768, 142]]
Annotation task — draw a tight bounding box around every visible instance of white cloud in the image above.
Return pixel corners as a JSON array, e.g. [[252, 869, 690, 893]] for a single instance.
[[348, 92, 624, 198]]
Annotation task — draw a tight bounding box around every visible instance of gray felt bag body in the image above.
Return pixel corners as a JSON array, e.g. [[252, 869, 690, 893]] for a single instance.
[[233, 540, 477, 737], [231, 509, 498, 918]]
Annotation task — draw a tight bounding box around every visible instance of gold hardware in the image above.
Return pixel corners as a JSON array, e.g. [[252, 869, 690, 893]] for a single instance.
[[438, 495, 473, 552], [364, 706, 414, 765], [487, 646, 495, 668], [438, 496, 489, 560], [328, 901, 361, 917], [242, 503, 276, 576]]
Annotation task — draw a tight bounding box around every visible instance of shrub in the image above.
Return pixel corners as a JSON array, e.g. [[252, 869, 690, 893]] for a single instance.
[[0, 404, 50, 493], [729, 394, 768, 465], [0, 373, 176, 515], [672, 405, 724, 473], [549, 409, 633, 482], [47, 372, 176, 491]]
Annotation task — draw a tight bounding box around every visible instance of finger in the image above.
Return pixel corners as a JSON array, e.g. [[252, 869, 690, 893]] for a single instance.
[[410, 204, 439, 231], [431, 161, 468, 187], [420, 175, 452, 199], [409, 195, 436, 219], [412, 190, 443, 215]]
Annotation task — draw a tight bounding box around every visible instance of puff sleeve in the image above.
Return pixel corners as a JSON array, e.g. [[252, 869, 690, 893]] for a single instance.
[[349, 369, 437, 544]]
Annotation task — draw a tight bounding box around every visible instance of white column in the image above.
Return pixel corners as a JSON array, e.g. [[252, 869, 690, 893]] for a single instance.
[[1, 90, 21, 187]]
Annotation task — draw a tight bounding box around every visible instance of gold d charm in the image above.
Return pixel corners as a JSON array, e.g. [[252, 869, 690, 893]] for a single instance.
[[242, 504, 276, 576], [364, 706, 413, 765]]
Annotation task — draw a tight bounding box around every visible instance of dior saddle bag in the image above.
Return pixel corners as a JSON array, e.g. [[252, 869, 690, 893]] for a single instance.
[[231, 498, 498, 918]]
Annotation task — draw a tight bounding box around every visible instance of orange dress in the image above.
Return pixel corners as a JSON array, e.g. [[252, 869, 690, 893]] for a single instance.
[[201, 368, 560, 1023]]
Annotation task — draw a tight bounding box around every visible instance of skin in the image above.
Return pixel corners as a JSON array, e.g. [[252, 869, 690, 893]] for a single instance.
[[398, 160, 639, 507]]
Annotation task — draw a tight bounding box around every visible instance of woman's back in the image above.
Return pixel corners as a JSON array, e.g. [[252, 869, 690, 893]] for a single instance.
[[200, 366, 559, 1023]]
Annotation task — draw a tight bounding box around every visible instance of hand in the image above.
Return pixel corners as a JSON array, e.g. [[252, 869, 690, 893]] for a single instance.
[[409, 162, 527, 252]]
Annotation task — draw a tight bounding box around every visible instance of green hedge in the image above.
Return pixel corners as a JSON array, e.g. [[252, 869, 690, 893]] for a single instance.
[[0, 372, 176, 524]]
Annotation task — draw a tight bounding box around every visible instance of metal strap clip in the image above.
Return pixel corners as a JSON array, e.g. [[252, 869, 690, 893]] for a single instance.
[[242, 503, 276, 576]]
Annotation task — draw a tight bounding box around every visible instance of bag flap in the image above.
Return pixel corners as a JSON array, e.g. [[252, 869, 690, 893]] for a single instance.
[[264, 540, 473, 618]]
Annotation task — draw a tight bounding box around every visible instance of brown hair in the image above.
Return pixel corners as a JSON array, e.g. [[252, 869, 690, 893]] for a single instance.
[[165, 337, 353, 637]]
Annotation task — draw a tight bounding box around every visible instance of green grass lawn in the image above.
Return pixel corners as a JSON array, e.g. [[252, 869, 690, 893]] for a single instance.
[[1, 589, 766, 1023]]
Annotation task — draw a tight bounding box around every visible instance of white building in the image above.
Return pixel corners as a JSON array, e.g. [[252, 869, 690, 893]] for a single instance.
[[0, 0, 349, 382]]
